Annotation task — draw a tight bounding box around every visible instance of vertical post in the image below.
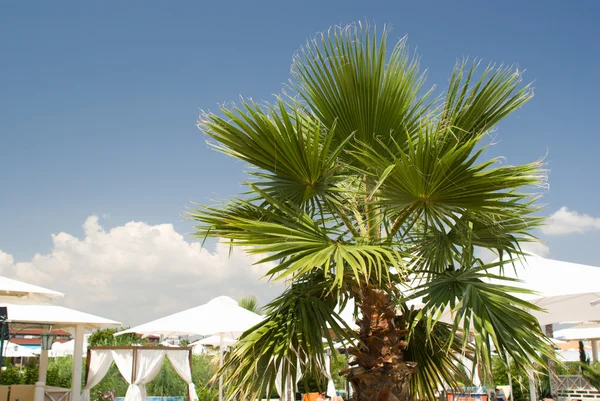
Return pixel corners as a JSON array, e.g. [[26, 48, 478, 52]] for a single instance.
[[84, 348, 92, 388], [188, 348, 193, 401], [528, 370, 536, 401], [219, 333, 224, 401], [545, 324, 556, 396], [34, 348, 50, 401], [132, 347, 138, 383], [71, 324, 85, 401], [0, 308, 7, 369], [592, 340, 598, 363]]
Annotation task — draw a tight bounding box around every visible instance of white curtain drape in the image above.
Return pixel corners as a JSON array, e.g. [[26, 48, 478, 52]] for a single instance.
[[124, 350, 166, 401], [275, 361, 303, 401], [324, 355, 337, 397], [112, 349, 135, 384], [83, 350, 115, 401], [166, 350, 198, 401]]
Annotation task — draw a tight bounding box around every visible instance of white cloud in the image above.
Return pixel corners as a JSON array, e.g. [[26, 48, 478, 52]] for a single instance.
[[541, 207, 600, 236], [0, 216, 284, 326]]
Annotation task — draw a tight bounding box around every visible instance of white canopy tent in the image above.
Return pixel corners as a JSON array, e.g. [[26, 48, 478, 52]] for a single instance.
[[3, 341, 39, 357], [405, 253, 600, 326], [483, 254, 600, 326], [50, 334, 91, 357], [0, 277, 63, 300], [1, 301, 121, 329], [554, 326, 600, 342], [191, 334, 236, 347], [116, 296, 263, 401], [0, 276, 120, 401]]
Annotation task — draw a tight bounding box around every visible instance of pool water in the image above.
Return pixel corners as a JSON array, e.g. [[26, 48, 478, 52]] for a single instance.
[[115, 397, 187, 401]]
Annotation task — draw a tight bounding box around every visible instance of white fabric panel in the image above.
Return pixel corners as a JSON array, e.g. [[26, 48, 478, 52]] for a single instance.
[[324, 356, 337, 397], [275, 361, 303, 400], [83, 350, 115, 401], [166, 350, 198, 401], [112, 349, 135, 384], [124, 350, 166, 401]]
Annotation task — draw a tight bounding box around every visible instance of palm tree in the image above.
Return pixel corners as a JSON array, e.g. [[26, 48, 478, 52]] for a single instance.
[[189, 23, 553, 401], [238, 295, 262, 314]]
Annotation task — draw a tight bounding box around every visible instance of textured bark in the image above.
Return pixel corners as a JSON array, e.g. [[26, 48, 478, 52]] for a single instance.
[[344, 285, 416, 401]]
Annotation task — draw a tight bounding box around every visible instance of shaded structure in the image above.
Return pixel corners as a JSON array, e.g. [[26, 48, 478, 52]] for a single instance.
[[0, 276, 120, 401], [83, 346, 197, 401]]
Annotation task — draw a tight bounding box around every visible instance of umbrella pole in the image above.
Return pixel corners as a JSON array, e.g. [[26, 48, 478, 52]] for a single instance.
[[219, 333, 224, 401]]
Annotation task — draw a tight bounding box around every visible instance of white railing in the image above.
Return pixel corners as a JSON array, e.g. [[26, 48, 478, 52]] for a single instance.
[[553, 375, 600, 401]]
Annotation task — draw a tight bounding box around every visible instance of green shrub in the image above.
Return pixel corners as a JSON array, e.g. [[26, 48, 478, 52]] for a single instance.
[[22, 358, 39, 385], [0, 362, 22, 385], [46, 357, 73, 388]]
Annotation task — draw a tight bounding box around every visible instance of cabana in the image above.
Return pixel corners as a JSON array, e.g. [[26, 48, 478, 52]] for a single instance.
[[83, 346, 197, 401], [117, 296, 263, 401]]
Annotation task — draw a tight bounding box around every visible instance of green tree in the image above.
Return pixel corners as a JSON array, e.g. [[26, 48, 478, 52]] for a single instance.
[[88, 328, 141, 346], [22, 358, 39, 385], [189, 23, 553, 401], [0, 361, 21, 385]]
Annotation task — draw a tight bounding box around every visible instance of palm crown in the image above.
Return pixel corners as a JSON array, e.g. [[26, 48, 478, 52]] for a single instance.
[[189, 23, 552, 401]]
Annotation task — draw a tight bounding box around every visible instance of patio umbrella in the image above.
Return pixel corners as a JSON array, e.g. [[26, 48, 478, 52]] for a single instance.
[[116, 295, 263, 401]]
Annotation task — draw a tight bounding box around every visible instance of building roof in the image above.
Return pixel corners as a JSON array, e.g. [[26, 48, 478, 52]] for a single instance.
[[10, 338, 70, 345]]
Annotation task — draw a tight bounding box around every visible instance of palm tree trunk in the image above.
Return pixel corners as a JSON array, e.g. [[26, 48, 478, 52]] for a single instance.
[[345, 285, 416, 401]]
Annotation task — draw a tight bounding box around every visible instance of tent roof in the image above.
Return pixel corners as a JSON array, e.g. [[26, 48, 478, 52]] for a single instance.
[[117, 295, 262, 338], [4, 341, 39, 357], [405, 253, 600, 327], [1, 301, 121, 329], [0, 276, 63, 299], [191, 335, 236, 347], [489, 253, 600, 299]]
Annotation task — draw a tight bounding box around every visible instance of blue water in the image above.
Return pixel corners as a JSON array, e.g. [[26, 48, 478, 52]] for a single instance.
[[115, 397, 186, 401]]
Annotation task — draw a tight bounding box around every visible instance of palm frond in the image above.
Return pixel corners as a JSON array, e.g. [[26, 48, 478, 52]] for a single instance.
[[440, 60, 533, 146], [291, 22, 433, 158], [199, 98, 347, 208], [351, 125, 545, 239], [221, 278, 354, 401], [189, 185, 407, 289], [400, 307, 473, 400], [411, 265, 555, 376]]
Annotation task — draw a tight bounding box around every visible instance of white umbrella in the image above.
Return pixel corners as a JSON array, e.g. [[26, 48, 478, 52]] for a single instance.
[[50, 334, 91, 357], [191, 335, 236, 347], [554, 326, 600, 341], [116, 295, 262, 401], [3, 342, 39, 357]]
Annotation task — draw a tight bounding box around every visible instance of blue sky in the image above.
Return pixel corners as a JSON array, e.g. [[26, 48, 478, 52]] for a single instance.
[[1, 1, 599, 323]]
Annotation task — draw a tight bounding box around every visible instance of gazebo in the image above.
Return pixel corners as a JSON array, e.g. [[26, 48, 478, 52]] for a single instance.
[[0, 276, 120, 401], [83, 346, 197, 401]]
